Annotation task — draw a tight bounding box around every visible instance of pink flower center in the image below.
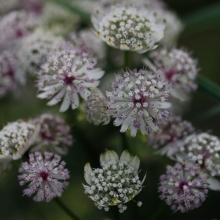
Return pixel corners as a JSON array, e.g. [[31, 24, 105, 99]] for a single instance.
[[40, 131, 54, 141], [40, 171, 49, 181], [179, 181, 188, 191], [63, 75, 75, 85], [165, 69, 176, 81], [132, 93, 147, 108]]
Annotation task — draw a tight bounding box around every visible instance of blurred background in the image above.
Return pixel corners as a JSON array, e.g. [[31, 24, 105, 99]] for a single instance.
[[0, 0, 220, 220]]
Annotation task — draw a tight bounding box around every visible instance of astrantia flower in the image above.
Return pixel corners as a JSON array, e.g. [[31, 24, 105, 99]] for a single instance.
[[91, 6, 165, 53], [0, 50, 25, 97], [179, 133, 220, 177], [37, 46, 104, 112], [31, 113, 73, 155], [159, 163, 208, 213], [148, 116, 194, 157], [84, 88, 110, 126], [143, 48, 198, 101], [21, 0, 44, 15], [106, 69, 172, 136], [0, 0, 19, 15], [18, 151, 69, 202], [0, 120, 39, 162], [83, 149, 146, 212], [18, 28, 62, 73], [0, 10, 38, 45]]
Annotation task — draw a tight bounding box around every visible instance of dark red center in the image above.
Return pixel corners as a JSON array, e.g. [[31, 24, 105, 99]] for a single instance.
[[7, 68, 14, 78], [40, 171, 49, 181], [16, 29, 24, 38], [179, 181, 188, 191], [165, 69, 176, 81], [40, 131, 54, 141], [132, 94, 147, 107], [63, 75, 75, 85]]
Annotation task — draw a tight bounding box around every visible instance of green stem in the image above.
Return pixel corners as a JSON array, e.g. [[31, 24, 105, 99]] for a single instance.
[[197, 74, 220, 102], [121, 132, 128, 151], [124, 51, 130, 70], [53, 0, 91, 25], [193, 104, 220, 122], [55, 197, 81, 220]]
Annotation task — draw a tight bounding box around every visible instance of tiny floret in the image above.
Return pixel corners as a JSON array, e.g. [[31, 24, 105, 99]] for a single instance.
[[107, 69, 172, 136], [91, 6, 165, 53], [31, 113, 73, 155], [83, 149, 146, 213], [18, 151, 69, 202], [37, 46, 104, 112], [84, 88, 110, 126], [158, 163, 208, 213]]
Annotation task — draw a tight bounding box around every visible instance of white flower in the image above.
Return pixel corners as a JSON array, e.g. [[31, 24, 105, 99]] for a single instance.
[[107, 69, 172, 136], [37, 45, 104, 112], [83, 149, 146, 212], [91, 6, 165, 53]]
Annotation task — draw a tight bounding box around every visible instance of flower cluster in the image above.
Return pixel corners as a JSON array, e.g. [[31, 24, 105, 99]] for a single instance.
[[179, 132, 220, 176], [31, 113, 73, 155], [18, 151, 69, 202], [91, 6, 165, 53], [0, 50, 25, 97], [106, 68, 172, 136], [158, 163, 208, 213], [148, 116, 195, 157], [18, 28, 62, 73], [83, 149, 146, 212], [37, 46, 104, 112], [144, 48, 198, 101], [0, 120, 39, 162], [84, 88, 110, 126]]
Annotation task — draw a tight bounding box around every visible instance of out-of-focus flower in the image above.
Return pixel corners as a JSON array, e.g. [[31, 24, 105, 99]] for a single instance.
[[106, 69, 172, 136], [0, 120, 39, 162], [0, 0, 20, 15], [31, 113, 73, 155], [84, 88, 110, 126], [143, 48, 198, 101], [18, 151, 69, 202], [179, 133, 220, 177], [18, 28, 62, 73], [0, 10, 38, 46], [91, 6, 165, 53], [0, 50, 25, 97], [148, 116, 194, 157], [70, 29, 106, 62], [21, 0, 44, 15], [39, 2, 79, 36], [37, 46, 104, 112], [158, 163, 208, 213], [83, 149, 146, 212]]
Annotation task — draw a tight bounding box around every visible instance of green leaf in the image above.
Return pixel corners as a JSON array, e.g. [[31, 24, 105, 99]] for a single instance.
[[53, 0, 91, 25], [197, 74, 220, 102]]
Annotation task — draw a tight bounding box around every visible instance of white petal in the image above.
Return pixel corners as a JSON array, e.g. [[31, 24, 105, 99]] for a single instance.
[[120, 150, 133, 164], [71, 93, 79, 109], [59, 90, 71, 112], [47, 87, 66, 106], [130, 156, 140, 172], [84, 163, 92, 185], [207, 177, 220, 191]]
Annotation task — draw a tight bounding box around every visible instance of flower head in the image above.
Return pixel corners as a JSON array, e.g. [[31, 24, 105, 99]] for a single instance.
[[0, 120, 39, 162], [0, 10, 38, 45], [0, 50, 25, 97], [31, 113, 73, 155], [91, 6, 165, 53], [21, 0, 44, 15], [83, 149, 146, 213], [144, 48, 198, 101], [179, 133, 220, 176], [148, 116, 194, 157], [18, 151, 69, 202], [106, 69, 172, 136], [18, 28, 62, 73], [37, 46, 104, 112], [159, 163, 208, 213], [84, 88, 110, 126]]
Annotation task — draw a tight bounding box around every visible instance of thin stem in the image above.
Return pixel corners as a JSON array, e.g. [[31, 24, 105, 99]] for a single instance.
[[124, 51, 130, 70], [55, 197, 81, 220]]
